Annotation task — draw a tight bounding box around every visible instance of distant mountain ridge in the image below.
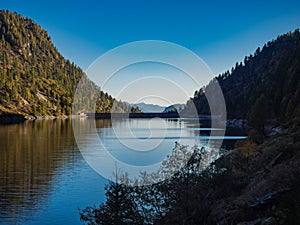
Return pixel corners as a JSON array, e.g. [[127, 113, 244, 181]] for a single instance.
[[130, 102, 165, 113], [130, 102, 185, 113]]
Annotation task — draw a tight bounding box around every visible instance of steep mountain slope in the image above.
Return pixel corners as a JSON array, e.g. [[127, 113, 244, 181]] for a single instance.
[[184, 29, 300, 125], [0, 10, 131, 118]]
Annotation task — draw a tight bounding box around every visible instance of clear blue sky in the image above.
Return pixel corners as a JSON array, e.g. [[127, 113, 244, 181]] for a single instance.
[[1, 0, 300, 104]]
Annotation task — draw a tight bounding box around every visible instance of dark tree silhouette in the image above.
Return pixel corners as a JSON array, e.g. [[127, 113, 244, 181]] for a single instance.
[[80, 172, 142, 225]]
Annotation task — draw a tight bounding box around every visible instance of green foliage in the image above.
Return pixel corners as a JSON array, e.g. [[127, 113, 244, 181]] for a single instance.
[[0, 10, 131, 117], [130, 106, 142, 113]]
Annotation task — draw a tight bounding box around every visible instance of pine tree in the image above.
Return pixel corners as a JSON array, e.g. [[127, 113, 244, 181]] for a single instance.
[[80, 172, 142, 225]]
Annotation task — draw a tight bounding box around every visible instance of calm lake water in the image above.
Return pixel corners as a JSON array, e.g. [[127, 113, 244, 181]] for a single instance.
[[0, 118, 246, 224]]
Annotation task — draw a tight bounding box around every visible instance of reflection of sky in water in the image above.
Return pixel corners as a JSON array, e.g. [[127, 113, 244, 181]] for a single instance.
[[94, 118, 245, 167], [97, 118, 197, 166]]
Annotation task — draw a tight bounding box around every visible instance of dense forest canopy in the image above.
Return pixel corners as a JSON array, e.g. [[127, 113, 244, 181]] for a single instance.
[[0, 10, 133, 117], [183, 29, 300, 126]]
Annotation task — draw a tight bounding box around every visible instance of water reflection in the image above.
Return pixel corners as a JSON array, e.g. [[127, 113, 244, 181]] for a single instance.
[[0, 118, 246, 224], [0, 119, 78, 223]]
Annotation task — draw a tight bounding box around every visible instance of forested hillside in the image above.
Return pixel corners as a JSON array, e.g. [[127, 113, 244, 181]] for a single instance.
[[184, 29, 300, 126], [0, 10, 131, 118]]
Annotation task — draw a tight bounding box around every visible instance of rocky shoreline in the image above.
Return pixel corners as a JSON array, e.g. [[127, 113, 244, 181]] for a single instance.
[[0, 114, 73, 125], [0, 114, 250, 127]]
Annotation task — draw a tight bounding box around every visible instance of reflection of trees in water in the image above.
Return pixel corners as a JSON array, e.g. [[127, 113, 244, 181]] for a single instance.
[[0, 119, 79, 222], [95, 119, 113, 128]]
